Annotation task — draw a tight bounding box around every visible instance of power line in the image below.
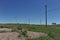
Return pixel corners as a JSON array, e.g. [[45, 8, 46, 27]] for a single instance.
[[48, 7, 60, 12]]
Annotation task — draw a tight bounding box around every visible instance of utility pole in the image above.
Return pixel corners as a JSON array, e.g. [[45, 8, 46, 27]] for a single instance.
[[45, 5, 47, 27], [29, 18, 30, 25], [16, 16, 18, 24], [16, 16, 19, 24], [40, 19, 41, 25]]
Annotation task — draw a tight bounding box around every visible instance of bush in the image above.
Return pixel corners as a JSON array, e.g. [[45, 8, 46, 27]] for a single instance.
[[17, 25, 22, 30], [18, 34, 21, 37], [0, 26, 4, 28], [22, 30, 28, 37]]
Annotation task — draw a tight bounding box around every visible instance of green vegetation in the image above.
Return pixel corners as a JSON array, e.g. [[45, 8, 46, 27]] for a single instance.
[[0, 24, 60, 40]]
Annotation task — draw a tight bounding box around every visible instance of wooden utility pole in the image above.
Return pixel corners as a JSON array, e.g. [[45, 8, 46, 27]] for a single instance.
[[45, 5, 47, 27]]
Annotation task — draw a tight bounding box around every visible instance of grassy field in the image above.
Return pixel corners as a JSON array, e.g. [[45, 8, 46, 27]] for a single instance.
[[21, 24, 60, 40], [0, 24, 60, 40]]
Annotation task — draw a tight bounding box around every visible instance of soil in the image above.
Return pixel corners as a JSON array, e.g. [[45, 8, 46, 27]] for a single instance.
[[0, 28, 47, 40]]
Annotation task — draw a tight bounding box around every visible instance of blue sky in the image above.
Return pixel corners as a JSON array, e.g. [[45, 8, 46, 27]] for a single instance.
[[0, 0, 60, 24]]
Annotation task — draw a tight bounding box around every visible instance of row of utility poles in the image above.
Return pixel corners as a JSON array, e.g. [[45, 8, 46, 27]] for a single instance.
[[27, 5, 48, 27], [16, 5, 48, 27]]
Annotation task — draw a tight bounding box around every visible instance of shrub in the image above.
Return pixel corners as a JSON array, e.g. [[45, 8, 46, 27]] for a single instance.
[[22, 30, 28, 37], [18, 34, 21, 37], [0, 26, 4, 28], [17, 25, 22, 30]]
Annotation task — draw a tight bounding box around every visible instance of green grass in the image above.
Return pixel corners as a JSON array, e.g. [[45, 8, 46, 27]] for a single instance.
[[21, 24, 60, 40]]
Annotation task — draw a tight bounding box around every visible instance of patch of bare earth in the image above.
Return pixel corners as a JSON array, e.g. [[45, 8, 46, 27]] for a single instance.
[[27, 31, 47, 39], [0, 28, 47, 40], [0, 32, 26, 40], [0, 28, 12, 31], [0, 32, 18, 40]]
